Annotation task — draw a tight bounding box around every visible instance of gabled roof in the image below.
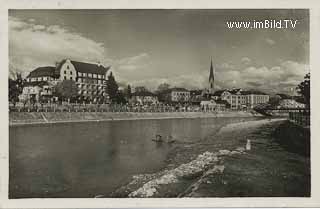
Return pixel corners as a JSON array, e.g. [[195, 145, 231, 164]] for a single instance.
[[70, 60, 110, 75], [27, 66, 59, 78], [57, 59, 110, 75], [212, 90, 226, 96]]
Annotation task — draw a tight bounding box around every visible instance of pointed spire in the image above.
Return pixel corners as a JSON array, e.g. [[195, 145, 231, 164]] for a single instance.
[[209, 58, 214, 82]]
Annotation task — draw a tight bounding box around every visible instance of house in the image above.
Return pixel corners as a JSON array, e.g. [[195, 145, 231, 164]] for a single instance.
[[213, 88, 269, 110], [57, 59, 110, 103], [278, 99, 305, 108], [23, 59, 110, 103], [131, 91, 158, 105], [200, 98, 227, 112], [190, 89, 204, 104], [160, 88, 190, 103], [19, 81, 51, 103]]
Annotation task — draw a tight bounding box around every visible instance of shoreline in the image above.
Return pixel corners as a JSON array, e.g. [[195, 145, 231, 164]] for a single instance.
[[9, 111, 263, 126], [110, 118, 309, 198]]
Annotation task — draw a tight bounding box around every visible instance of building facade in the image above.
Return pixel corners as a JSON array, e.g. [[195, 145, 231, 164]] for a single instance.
[[215, 88, 269, 109], [161, 88, 190, 103], [131, 91, 158, 105], [23, 59, 110, 103]]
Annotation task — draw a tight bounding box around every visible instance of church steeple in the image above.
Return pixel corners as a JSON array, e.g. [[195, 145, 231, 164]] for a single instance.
[[209, 58, 215, 94]]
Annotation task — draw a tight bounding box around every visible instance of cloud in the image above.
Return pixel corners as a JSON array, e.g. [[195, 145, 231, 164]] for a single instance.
[[265, 38, 276, 45], [241, 57, 251, 65], [9, 16, 108, 76], [116, 55, 308, 95]]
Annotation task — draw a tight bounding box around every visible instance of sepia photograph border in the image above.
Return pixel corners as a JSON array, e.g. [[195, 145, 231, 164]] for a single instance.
[[1, 0, 320, 208]]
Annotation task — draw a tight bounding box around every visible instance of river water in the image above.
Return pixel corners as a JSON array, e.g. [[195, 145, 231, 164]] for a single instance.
[[9, 117, 259, 198]]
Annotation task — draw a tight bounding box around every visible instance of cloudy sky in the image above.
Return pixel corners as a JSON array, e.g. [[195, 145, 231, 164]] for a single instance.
[[9, 9, 309, 94]]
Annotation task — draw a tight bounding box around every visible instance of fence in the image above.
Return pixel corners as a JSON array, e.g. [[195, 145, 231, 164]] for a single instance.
[[9, 103, 230, 113], [288, 109, 310, 127]]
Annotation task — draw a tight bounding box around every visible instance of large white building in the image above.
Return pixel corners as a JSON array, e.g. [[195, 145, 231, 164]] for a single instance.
[[213, 88, 269, 109], [22, 59, 110, 103]]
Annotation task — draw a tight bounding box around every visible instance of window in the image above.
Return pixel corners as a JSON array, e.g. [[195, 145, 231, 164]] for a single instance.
[[67, 65, 69, 69], [64, 76, 67, 80], [70, 77, 73, 80], [64, 70, 66, 74], [70, 71, 72, 75]]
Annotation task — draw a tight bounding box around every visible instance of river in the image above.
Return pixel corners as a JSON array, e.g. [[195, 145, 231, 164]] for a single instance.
[[9, 117, 260, 198]]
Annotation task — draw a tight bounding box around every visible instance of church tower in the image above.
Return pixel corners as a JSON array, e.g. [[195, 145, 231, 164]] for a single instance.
[[209, 58, 215, 94]]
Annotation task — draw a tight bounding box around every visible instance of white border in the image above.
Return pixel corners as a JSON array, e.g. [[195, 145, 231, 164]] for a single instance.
[[1, 0, 319, 208]]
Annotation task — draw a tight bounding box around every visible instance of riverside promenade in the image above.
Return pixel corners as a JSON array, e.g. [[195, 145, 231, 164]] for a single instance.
[[9, 110, 260, 126]]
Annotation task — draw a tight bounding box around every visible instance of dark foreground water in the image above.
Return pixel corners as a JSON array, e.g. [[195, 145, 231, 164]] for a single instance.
[[9, 117, 258, 198]]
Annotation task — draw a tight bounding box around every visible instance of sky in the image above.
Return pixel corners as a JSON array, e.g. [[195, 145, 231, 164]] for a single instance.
[[9, 9, 309, 94]]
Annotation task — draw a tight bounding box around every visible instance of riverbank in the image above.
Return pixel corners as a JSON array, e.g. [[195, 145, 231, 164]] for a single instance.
[[110, 118, 310, 197], [9, 111, 261, 126]]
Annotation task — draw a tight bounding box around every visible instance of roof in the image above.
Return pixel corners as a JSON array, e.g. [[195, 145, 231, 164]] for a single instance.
[[190, 90, 203, 95], [70, 60, 110, 75], [56, 59, 110, 75], [24, 81, 49, 87], [170, 87, 189, 92], [132, 91, 156, 97], [215, 99, 229, 105], [160, 87, 189, 94], [212, 90, 226, 96], [27, 66, 58, 78], [240, 90, 268, 95]]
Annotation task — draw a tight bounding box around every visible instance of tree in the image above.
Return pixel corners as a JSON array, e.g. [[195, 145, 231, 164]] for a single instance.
[[8, 73, 25, 106], [54, 80, 78, 103], [106, 72, 119, 103], [135, 86, 148, 93], [125, 84, 132, 100], [115, 91, 127, 104], [297, 73, 310, 107], [268, 95, 281, 107], [157, 83, 170, 92]]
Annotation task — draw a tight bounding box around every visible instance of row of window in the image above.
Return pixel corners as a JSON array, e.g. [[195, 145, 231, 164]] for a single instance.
[[78, 90, 105, 95], [77, 72, 105, 79], [27, 77, 56, 82], [77, 84, 105, 90], [77, 78, 105, 84]]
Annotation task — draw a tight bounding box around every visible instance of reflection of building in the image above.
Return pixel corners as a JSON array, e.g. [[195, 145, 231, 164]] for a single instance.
[[213, 88, 269, 109], [161, 88, 190, 103], [131, 91, 158, 104], [23, 59, 110, 103]]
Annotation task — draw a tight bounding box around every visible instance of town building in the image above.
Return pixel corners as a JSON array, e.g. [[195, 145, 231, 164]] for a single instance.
[[131, 91, 158, 105], [22, 59, 110, 103], [200, 99, 226, 111], [278, 99, 305, 109], [160, 88, 190, 103], [213, 88, 269, 110]]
